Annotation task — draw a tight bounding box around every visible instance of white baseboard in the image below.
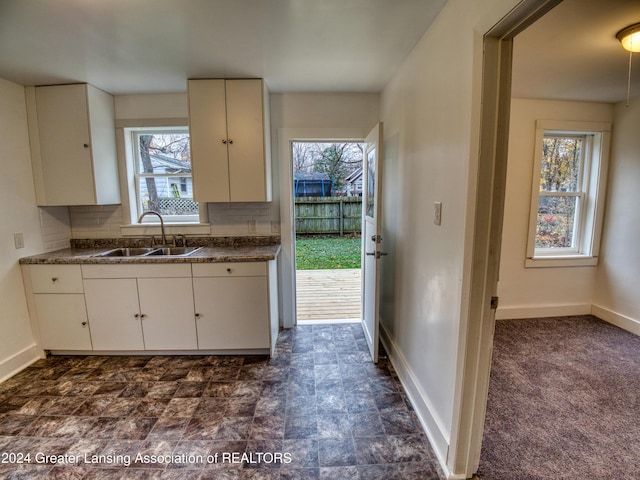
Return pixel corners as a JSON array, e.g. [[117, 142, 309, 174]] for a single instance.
[[495, 303, 591, 320], [379, 321, 454, 478], [0, 344, 43, 383], [591, 304, 640, 336]]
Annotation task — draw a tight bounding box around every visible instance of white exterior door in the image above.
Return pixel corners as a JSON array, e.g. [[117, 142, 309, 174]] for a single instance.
[[361, 123, 384, 363]]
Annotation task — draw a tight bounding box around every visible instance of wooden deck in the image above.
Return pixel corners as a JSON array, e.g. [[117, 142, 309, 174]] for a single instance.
[[296, 268, 361, 322]]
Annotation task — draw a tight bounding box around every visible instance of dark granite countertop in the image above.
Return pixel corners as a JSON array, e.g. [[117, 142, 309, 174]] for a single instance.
[[19, 237, 281, 265]]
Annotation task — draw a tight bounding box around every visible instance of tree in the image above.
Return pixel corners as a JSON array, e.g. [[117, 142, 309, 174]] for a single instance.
[[292, 142, 363, 195], [139, 134, 159, 212]]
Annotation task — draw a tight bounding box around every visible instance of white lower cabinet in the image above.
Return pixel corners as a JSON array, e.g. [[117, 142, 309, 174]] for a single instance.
[[83, 279, 144, 350], [27, 265, 92, 351], [194, 276, 269, 350], [26, 261, 278, 354], [82, 264, 197, 351], [138, 278, 197, 350], [34, 294, 92, 350]]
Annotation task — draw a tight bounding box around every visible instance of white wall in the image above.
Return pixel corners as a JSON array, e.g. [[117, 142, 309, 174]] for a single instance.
[[377, 0, 520, 473], [593, 97, 640, 329], [496, 98, 614, 319], [0, 78, 45, 380]]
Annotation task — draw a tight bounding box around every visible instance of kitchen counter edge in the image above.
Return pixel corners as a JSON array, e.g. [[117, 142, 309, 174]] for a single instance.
[[19, 245, 281, 265]]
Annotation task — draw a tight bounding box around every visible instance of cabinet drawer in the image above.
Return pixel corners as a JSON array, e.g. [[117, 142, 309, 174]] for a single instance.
[[82, 264, 192, 279], [30, 265, 84, 293], [192, 262, 267, 277]]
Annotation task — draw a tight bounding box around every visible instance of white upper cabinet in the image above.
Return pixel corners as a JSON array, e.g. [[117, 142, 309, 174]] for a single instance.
[[188, 79, 271, 202], [26, 83, 120, 206]]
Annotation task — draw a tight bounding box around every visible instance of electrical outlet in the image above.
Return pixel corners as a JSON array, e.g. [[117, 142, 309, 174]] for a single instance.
[[434, 202, 442, 226], [248, 219, 257, 234], [14, 232, 24, 249]]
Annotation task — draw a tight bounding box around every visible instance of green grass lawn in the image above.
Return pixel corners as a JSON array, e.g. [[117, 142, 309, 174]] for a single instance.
[[295, 235, 362, 270]]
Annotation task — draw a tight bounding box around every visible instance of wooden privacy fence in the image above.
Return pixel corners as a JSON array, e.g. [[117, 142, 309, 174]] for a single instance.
[[295, 197, 362, 235]]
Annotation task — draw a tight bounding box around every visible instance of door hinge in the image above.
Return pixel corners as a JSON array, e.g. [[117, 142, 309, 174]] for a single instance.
[[490, 296, 499, 310]]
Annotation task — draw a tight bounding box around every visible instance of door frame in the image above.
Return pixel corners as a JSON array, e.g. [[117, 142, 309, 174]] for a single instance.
[[277, 127, 370, 328], [449, 0, 562, 476]]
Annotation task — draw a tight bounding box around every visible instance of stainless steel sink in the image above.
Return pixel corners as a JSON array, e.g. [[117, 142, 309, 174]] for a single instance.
[[93, 246, 203, 257], [146, 246, 203, 256], [93, 247, 159, 257]]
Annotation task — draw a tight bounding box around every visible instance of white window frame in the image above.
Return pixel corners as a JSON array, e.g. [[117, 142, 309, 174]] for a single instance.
[[124, 126, 203, 224], [525, 120, 611, 268]]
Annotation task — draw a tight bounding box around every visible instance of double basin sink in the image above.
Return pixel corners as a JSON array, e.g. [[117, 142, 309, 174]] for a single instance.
[[94, 246, 203, 258]]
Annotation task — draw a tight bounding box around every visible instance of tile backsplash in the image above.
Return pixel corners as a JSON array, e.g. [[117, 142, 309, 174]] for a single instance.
[[39, 206, 71, 252], [39, 202, 279, 248]]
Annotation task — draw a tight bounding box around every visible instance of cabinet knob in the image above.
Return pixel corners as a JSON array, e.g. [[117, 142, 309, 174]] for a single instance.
[[228, 139, 233, 145], [195, 313, 201, 318], [222, 139, 227, 144], [81, 322, 87, 326], [226, 268, 232, 273], [51, 277, 58, 282], [140, 314, 147, 319], [134, 313, 140, 318], [83, 143, 89, 148]]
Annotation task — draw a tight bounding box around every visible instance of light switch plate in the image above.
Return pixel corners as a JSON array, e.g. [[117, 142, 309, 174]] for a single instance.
[[434, 202, 442, 226], [14, 232, 24, 249]]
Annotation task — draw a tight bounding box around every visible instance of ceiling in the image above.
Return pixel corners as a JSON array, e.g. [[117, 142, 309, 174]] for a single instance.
[[1, 0, 638, 102], [0, 0, 446, 95], [512, 0, 640, 103]]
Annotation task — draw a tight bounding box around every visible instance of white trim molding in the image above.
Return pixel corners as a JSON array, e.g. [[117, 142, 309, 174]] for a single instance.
[[495, 303, 592, 320], [591, 304, 640, 337], [0, 344, 43, 384], [379, 321, 456, 478]]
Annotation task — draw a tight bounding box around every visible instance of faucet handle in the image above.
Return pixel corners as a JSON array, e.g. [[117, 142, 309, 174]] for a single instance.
[[174, 234, 187, 247]]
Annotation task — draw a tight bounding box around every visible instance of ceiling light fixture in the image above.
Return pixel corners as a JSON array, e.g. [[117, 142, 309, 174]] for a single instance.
[[617, 22, 640, 106]]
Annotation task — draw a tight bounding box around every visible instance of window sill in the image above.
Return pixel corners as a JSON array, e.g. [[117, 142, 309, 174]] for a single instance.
[[525, 256, 598, 268], [121, 223, 211, 237]]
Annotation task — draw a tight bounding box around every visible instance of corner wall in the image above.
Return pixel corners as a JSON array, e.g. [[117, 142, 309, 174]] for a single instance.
[[0, 78, 45, 380], [593, 97, 640, 332], [496, 98, 614, 319], [377, 0, 520, 475]]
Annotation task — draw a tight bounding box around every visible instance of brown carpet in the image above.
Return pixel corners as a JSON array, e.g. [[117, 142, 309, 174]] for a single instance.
[[478, 315, 640, 479]]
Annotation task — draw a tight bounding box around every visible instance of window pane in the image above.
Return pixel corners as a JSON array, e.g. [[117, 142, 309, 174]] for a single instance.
[[137, 133, 191, 174], [535, 196, 577, 248], [540, 136, 582, 192], [140, 176, 198, 216]]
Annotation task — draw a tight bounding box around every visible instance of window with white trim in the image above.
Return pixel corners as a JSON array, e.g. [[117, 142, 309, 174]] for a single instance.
[[526, 120, 610, 267], [125, 127, 200, 223]]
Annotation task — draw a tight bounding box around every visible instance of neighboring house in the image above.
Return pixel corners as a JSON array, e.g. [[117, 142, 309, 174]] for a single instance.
[[344, 167, 363, 196], [139, 153, 193, 199]]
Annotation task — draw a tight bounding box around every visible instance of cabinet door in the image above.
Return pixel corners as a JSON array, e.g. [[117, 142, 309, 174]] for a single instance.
[[226, 79, 267, 202], [188, 79, 230, 202], [35, 84, 96, 205], [84, 279, 144, 351], [193, 276, 269, 350], [137, 278, 197, 350], [34, 294, 92, 350]]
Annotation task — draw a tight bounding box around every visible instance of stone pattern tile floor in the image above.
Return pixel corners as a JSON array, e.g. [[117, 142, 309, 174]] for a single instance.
[[0, 324, 444, 479]]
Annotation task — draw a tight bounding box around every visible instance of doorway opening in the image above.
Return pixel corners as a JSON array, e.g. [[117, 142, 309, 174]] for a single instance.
[[291, 141, 364, 325]]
